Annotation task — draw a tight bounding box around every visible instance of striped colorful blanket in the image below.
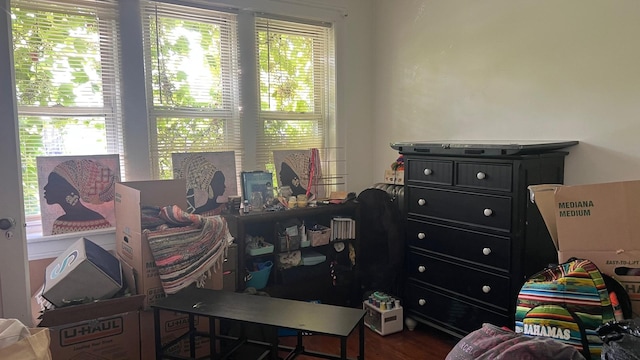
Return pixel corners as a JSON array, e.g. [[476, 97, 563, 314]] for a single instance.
[[144, 205, 233, 294]]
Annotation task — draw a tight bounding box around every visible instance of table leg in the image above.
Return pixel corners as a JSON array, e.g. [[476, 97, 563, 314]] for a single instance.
[[209, 316, 217, 359], [154, 308, 162, 360], [359, 319, 365, 360], [271, 326, 279, 360], [189, 314, 196, 359], [340, 336, 347, 359]]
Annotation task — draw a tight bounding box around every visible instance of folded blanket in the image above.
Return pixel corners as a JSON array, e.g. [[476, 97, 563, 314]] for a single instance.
[[144, 205, 233, 294]]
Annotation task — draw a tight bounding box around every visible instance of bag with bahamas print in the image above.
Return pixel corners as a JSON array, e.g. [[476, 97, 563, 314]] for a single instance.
[[515, 258, 616, 360]]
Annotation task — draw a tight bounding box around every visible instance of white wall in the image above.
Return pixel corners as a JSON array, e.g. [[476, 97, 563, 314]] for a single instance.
[[372, 0, 640, 185]]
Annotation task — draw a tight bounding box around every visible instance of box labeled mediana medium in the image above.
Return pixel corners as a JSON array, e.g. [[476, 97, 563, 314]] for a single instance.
[[43, 237, 123, 307], [530, 180, 640, 316]]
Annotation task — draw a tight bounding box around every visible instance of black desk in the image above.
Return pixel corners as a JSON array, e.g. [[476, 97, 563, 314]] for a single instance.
[[152, 287, 366, 360]]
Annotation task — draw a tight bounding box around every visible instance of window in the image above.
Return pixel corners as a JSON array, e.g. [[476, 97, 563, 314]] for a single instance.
[[255, 16, 339, 191], [7, 0, 341, 247], [141, 1, 242, 180], [11, 0, 123, 235]]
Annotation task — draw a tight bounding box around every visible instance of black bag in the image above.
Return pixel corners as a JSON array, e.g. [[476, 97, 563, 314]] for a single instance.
[[355, 189, 404, 296], [597, 319, 640, 360]]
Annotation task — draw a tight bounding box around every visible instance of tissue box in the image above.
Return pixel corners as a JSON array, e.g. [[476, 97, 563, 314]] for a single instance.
[[43, 237, 123, 307]]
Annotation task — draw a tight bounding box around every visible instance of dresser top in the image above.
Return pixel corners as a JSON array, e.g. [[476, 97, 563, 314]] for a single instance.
[[390, 140, 578, 156]]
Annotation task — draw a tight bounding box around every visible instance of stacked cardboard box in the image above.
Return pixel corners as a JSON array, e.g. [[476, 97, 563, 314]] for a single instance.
[[530, 180, 640, 317], [114, 179, 224, 358], [31, 287, 144, 359], [114, 180, 187, 309]]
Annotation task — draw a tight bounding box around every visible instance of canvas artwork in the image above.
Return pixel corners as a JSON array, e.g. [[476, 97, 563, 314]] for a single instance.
[[273, 149, 324, 200], [172, 151, 238, 216], [37, 154, 120, 236]]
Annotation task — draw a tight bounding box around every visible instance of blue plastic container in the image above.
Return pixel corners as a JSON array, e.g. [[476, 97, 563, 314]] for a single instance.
[[245, 261, 273, 289]]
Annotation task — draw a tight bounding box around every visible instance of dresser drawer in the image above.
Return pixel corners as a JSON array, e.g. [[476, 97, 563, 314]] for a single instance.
[[407, 252, 510, 309], [456, 162, 512, 192], [407, 220, 510, 272], [405, 282, 510, 335], [407, 187, 512, 231], [406, 159, 453, 185]]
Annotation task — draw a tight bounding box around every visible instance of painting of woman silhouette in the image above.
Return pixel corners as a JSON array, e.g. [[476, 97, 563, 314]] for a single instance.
[[172, 151, 238, 216], [273, 149, 324, 200], [37, 155, 120, 236]]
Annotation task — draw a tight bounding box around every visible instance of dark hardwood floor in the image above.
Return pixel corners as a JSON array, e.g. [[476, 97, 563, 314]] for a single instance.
[[277, 324, 458, 359]]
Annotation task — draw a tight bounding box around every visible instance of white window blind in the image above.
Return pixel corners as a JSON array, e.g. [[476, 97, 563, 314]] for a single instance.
[[141, 1, 242, 180], [254, 16, 341, 191], [11, 0, 123, 234]]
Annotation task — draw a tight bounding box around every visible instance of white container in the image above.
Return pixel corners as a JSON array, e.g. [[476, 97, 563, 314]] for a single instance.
[[363, 301, 403, 336]]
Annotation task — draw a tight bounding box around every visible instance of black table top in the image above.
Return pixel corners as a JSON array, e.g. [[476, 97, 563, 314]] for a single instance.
[[152, 287, 366, 337]]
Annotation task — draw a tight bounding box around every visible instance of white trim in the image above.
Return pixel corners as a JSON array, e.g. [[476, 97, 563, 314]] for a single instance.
[[28, 229, 116, 260], [269, 0, 347, 12]]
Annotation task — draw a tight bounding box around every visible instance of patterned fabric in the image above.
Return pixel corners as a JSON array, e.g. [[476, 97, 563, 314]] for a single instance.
[[52, 159, 116, 204], [144, 206, 232, 294], [515, 258, 615, 360], [445, 323, 586, 360], [141, 206, 166, 230], [158, 205, 202, 227], [51, 218, 112, 235]]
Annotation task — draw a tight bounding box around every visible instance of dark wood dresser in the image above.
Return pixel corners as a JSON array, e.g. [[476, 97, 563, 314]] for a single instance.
[[391, 141, 577, 338]]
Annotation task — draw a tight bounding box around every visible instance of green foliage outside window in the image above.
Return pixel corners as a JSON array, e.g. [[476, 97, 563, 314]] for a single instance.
[[12, 5, 110, 215]]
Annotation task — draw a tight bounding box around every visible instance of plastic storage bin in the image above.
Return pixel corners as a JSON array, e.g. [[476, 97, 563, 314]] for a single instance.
[[245, 261, 273, 289]]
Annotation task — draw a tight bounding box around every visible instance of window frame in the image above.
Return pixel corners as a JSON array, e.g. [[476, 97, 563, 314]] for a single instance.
[[140, 1, 243, 180], [11, 0, 124, 238], [4, 0, 346, 260]]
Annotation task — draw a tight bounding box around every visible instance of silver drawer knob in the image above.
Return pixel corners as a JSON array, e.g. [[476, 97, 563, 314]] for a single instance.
[[483, 208, 493, 216], [418, 265, 426, 273], [482, 247, 491, 255], [482, 285, 491, 293], [476, 172, 486, 180], [423, 168, 432, 176], [418, 198, 426, 206], [418, 299, 426, 306], [417, 232, 426, 240]]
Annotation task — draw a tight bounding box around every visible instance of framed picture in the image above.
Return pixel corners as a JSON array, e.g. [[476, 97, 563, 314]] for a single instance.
[[241, 171, 274, 204], [37, 154, 120, 236], [273, 149, 324, 200], [172, 151, 238, 215]]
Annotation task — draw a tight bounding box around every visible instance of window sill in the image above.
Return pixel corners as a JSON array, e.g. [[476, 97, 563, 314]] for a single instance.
[[27, 228, 116, 261]]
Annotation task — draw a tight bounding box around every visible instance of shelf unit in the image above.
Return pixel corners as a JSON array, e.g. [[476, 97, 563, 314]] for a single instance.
[[224, 202, 357, 306]]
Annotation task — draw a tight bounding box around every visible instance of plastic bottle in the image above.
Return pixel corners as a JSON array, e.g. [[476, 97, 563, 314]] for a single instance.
[[610, 291, 624, 321], [300, 221, 307, 243]]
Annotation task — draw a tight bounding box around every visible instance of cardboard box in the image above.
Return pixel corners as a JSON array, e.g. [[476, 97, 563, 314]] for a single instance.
[[140, 310, 212, 359], [31, 287, 144, 360], [43, 237, 123, 308], [115, 180, 225, 308], [529, 181, 640, 316], [115, 180, 187, 308]]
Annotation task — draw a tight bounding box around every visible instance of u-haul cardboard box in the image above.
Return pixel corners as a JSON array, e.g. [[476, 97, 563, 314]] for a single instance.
[[139, 310, 212, 359], [529, 181, 640, 316], [115, 180, 187, 309], [32, 287, 144, 360]]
